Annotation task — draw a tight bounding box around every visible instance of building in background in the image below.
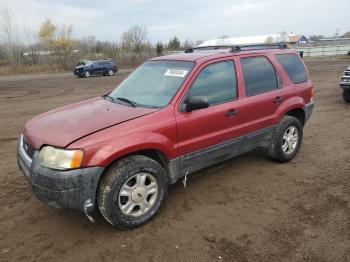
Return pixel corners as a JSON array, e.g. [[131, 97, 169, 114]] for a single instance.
[[197, 33, 308, 47]]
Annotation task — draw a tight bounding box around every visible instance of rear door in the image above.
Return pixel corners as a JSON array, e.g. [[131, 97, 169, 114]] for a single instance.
[[96, 61, 104, 75], [238, 55, 292, 134], [175, 59, 245, 172], [90, 62, 99, 75], [101, 61, 109, 73]]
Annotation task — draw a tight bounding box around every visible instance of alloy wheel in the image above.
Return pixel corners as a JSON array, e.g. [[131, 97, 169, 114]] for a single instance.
[[282, 126, 299, 154], [118, 173, 158, 217]]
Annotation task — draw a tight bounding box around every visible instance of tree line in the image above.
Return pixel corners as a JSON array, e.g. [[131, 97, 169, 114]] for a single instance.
[[0, 9, 203, 73], [1, 8, 349, 75]]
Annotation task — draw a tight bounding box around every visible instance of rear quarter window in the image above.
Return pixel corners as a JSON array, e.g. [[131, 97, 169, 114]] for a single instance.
[[276, 54, 308, 84]]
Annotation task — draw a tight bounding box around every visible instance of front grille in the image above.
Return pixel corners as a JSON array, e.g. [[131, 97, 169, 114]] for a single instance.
[[22, 137, 35, 159]]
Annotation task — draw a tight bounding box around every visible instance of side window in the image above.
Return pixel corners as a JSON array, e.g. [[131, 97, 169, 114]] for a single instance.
[[186, 60, 237, 106], [276, 54, 308, 83], [241, 56, 280, 96]]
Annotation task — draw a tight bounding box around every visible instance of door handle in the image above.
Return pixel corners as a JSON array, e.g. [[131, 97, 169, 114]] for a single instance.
[[225, 109, 240, 117], [273, 96, 284, 103]]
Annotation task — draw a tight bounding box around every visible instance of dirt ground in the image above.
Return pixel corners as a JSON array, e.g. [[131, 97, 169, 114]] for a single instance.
[[0, 60, 349, 262]]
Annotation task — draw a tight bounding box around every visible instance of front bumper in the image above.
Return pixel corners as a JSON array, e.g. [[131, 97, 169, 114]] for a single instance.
[[304, 100, 315, 124], [73, 68, 86, 76], [17, 138, 104, 213], [340, 83, 350, 90]]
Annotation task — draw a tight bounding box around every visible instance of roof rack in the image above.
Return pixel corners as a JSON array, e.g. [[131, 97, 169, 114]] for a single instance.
[[185, 43, 288, 53]]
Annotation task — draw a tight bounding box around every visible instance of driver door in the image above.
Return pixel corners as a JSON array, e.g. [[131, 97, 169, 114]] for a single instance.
[[175, 60, 245, 172]]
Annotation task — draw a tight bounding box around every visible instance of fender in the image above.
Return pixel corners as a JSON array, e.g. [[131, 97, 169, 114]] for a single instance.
[[66, 105, 179, 167], [274, 96, 305, 124], [76, 131, 177, 167]]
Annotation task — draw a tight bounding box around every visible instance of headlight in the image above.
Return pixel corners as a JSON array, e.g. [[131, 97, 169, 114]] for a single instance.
[[39, 146, 84, 170]]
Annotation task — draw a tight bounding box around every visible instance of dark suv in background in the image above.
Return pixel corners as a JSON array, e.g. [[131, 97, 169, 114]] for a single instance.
[[340, 65, 350, 103], [74, 59, 117, 78]]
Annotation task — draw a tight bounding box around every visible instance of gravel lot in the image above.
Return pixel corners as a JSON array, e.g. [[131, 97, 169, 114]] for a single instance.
[[0, 60, 349, 262]]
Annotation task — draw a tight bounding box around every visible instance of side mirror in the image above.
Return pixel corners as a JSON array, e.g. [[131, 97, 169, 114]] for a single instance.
[[185, 96, 209, 112]]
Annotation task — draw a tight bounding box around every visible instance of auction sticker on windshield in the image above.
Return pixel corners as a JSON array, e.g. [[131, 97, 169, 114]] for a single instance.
[[164, 69, 188, 77]]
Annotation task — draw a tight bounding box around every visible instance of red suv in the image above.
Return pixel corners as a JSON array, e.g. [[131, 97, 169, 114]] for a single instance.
[[17, 44, 314, 229]]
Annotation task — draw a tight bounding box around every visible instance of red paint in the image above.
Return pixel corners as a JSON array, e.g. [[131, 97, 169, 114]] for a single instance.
[[23, 49, 313, 168], [24, 97, 158, 149]]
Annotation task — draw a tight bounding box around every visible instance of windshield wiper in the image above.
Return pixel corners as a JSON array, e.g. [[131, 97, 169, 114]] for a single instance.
[[115, 97, 137, 107], [103, 94, 114, 101]]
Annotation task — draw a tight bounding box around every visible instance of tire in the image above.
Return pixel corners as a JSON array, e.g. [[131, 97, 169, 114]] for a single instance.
[[108, 69, 114, 76], [97, 155, 168, 229], [84, 71, 90, 78], [268, 116, 303, 162], [343, 89, 350, 103]]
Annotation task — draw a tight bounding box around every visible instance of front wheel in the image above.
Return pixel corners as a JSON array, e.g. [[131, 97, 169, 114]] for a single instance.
[[343, 89, 350, 103], [97, 155, 168, 229], [268, 116, 303, 162], [107, 69, 114, 76], [84, 71, 90, 78]]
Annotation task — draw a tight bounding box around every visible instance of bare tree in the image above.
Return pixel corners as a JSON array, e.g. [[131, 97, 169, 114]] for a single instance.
[[121, 25, 147, 52], [23, 26, 39, 65], [182, 40, 194, 49], [279, 31, 288, 43], [0, 8, 22, 66], [265, 36, 274, 44], [195, 40, 204, 46]]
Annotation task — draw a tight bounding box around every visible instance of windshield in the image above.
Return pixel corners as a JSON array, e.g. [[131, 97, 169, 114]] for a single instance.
[[109, 60, 195, 108], [77, 60, 91, 66]]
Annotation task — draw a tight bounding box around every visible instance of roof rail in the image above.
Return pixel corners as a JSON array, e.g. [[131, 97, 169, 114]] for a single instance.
[[185, 43, 288, 53], [184, 46, 232, 53]]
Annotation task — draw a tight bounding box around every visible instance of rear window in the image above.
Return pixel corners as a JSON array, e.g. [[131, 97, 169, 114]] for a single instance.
[[276, 54, 308, 83]]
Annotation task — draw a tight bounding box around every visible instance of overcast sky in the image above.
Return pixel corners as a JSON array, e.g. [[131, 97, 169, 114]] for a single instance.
[[1, 0, 348, 43]]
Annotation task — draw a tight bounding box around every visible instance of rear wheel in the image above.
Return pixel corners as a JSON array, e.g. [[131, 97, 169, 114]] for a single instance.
[[268, 116, 303, 162], [97, 155, 168, 229], [343, 89, 350, 103], [108, 69, 114, 76]]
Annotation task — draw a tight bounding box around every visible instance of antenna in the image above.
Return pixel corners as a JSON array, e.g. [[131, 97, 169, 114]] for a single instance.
[[100, 56, 105, 95]]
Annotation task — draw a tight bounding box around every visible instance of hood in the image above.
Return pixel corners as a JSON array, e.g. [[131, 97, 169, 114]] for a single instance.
[[24, 97, 158, 149], [74, 65, 86, 70]]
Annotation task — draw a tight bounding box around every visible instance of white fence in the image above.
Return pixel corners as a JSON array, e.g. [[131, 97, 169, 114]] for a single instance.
[[297, 45, 350, 58]]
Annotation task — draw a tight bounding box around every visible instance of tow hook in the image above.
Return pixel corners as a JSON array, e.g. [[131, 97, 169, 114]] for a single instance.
[[83, 198, 95, 223]]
